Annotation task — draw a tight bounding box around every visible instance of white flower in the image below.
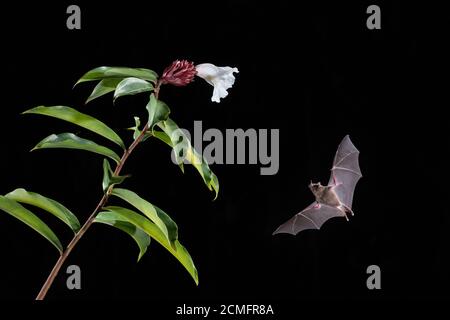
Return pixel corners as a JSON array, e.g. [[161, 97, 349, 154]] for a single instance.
[[195, 63, 239, 103]]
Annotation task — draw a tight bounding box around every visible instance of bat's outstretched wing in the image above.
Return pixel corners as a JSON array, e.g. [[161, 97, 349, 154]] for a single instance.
[[328, 135, 362, 209], [273, 203, 345, 235]]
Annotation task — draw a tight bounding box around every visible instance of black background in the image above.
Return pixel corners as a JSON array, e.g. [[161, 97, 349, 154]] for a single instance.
[[0, 0, 448, 306]]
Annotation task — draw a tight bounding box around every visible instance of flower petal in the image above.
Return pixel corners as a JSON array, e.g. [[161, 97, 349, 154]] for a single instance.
[[196, 63, 239, 103]]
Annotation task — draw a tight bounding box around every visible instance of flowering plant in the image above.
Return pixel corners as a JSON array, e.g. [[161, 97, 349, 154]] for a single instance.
[[0, 61, 238, 300]]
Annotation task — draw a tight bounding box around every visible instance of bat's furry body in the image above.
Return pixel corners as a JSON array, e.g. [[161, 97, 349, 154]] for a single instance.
[[273, 135, 362, 235]]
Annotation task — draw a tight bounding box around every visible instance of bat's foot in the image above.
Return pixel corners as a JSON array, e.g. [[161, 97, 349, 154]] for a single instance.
[[339, 204, 353, 221], [342, 204, 354, 216]]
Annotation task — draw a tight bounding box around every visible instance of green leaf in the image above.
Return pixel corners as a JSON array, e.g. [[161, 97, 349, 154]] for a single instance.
[[131, 116, 142, 140], [146, 94, 170, 131], [102, 159, 128, 192], [152, 130, 172, 146], [156, 118, 219, 199], [86, 78, 122, 104], [110, 188, 178, 244], [32, 133, 121, 164], [76, 66, 158, 85], [99, 206, 198, 284], [0, 196, 63, 254], [22, 106, 125, 149], [5, 188, 80, 233], [95, 211, 151, 261], [114, 77, 154, 101]]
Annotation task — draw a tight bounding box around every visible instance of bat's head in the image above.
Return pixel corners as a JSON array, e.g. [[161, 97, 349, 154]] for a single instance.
[[308, 181, 323, 192]]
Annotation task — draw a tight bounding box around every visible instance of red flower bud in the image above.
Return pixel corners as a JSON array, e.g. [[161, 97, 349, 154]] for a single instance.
[[160, 60, 197, 86]]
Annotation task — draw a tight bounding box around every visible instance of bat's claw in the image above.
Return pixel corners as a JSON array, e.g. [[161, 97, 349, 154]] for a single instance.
[[339, 204, 353, 221], [342, 204, 354, 216]]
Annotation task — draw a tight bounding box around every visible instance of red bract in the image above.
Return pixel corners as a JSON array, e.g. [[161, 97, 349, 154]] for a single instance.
[[160, 60, 197, 86]]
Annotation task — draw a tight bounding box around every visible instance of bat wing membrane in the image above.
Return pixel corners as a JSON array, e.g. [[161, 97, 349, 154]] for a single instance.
[[328, 135, 362, 209], [273, 203, 345, 235]]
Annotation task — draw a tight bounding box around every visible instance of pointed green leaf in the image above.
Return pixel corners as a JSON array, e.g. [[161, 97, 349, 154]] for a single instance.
[[151, 130, 172, 146], [32, 133, 121, 164], [110, 188, 178, 244], [102, 158, 114, 191], [5, 188, 80, 233], [0, 196, 63, 254], [22, 106, 125, 149], [146, 94, 170, 131], [86, 78, 122, 104], [99, 206, 198, 284], [114, 77, 154, 101], [76, 66, 158, 85], [95, 211, 151, 261], [156, 118, 219, 199], [102, 159, 128, 192]]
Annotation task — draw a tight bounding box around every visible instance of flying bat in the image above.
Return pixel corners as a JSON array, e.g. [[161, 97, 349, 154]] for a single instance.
[[273, 135, 362, 235]]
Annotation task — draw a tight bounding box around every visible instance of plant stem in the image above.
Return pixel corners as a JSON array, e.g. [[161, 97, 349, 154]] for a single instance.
[[35, 82, 162, 300]]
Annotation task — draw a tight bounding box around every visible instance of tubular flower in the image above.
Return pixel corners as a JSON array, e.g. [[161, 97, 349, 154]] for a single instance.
[[195, 63, 239, 103]]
